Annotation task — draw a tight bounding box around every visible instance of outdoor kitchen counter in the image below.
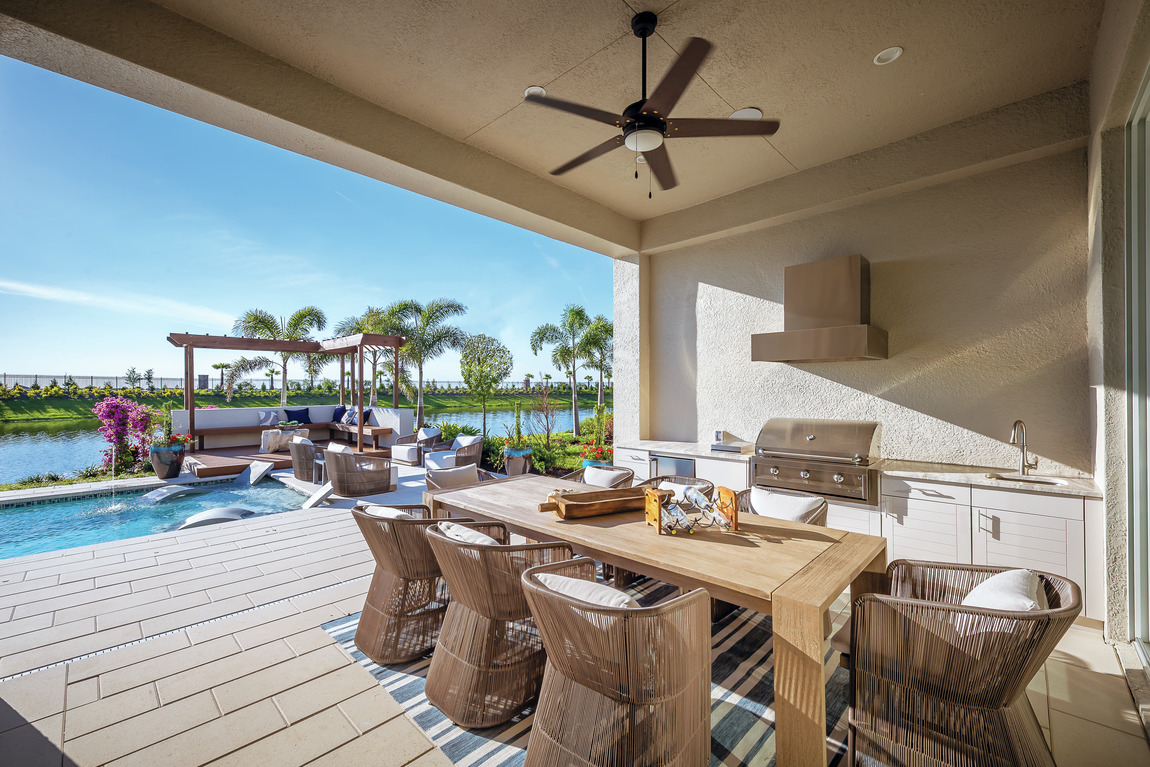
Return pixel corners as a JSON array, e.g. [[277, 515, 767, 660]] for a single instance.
[[615, 440, 753, 462], [880, 460, 1102, 498]]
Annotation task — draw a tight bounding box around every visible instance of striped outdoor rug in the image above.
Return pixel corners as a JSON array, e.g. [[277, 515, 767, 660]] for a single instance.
[[323, 577, 850, 767]]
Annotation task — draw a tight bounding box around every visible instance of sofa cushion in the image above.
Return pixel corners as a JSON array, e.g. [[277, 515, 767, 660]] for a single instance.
[[257, 409, 279, 426], [536, 573, 640, 608], [332, 405, 346, 423], [284, 407, 311, 424]]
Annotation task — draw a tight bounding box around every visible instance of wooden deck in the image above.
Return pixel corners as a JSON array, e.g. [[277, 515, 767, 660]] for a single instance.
[[185, 445, 392, 479]]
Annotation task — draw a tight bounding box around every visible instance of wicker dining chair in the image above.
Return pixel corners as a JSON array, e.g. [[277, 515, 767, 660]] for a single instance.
[[734, 486, 828, 526], [287, 438, 322, 482], [424, 522, 574, 728], [845, 560, 1080, 767], [635, 475, 716, 505], [521, 557, 711, 766], [350, 504, 473, 664], [324, 448, 392, 497], [392, 427, 443, 466], [560, 465, 635, 488], [424, 464, 500, 491]]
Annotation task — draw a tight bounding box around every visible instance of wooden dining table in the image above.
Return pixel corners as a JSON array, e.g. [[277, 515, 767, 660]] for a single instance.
[[422, 474, 888, 767]]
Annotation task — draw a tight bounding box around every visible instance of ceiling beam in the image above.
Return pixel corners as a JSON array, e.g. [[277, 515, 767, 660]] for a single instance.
[[166, 334, 320, 353]]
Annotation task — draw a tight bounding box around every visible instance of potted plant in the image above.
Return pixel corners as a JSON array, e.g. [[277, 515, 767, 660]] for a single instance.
[[502, 402, 533, 476], [150, 432, 192, 479], [580, 404, 613, 468]]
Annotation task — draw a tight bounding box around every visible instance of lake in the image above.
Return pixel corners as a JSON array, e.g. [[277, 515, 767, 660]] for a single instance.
[[0, 406, 603, 484]]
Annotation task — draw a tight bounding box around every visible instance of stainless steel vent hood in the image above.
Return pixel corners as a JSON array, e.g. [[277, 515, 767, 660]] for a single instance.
[[751, 254, 888, 362]]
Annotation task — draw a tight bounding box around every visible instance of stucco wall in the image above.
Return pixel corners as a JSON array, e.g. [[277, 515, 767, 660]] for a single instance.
[[632, 150, 1090, 475]]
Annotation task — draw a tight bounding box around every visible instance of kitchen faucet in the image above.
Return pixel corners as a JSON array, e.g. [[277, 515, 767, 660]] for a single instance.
[[1009, 420, 1038, 476]]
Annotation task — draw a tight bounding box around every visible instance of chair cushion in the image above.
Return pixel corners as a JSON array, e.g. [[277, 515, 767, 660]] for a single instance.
[[331, 405, 346, 423], [749, 487, 824, 523], [428, 464, 478, 488], [424, 451, 458, 471], [328, 444, 354, 455], [658, 480, 692, 504], [364, 505, 413, 520], [257, 409, 279, 426], [536, 573, 640, 608], [284, 407, 311, 424], [961, 569, 1049, 612], [392, 444, 422, 462], [583, 466, 629, 488], [454, 434, 484, 449], [291, 436, 313, 445], [417, 427, 442, 442], [439, 521, 498, 546]]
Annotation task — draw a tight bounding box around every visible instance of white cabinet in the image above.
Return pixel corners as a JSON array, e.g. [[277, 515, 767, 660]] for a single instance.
[[882, 495, 973, 564], [694, 456, 749, 492], [827, 499, 882, 537], [614, 448, 650, 482]]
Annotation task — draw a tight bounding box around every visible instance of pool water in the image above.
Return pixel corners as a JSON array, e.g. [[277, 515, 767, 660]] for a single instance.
[[0, 480, 308, 561]]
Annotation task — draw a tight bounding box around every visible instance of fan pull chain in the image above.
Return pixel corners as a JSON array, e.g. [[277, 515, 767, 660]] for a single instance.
[[649, 169, 653, 199]]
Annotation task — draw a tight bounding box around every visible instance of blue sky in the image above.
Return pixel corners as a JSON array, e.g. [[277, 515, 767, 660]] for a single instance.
[[0, 55, 613, 384]]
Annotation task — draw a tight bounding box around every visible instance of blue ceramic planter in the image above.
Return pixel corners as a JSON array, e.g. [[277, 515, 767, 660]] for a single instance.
[[503, 447, 533, 476], [582, 459, 611, 469], [149, 445, 186, 479]]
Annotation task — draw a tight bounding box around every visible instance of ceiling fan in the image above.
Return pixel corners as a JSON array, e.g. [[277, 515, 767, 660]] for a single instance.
[[525, 11, 780, 192]]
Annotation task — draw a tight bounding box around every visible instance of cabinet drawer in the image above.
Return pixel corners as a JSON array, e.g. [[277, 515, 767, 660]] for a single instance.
[[827, 500, 882, 537], [971, 487, 1082, 520], [881, 477, 970, 504], [882, 496, 972, 564], [613, 450, 649, 482], [973, 507, 1084, 587]]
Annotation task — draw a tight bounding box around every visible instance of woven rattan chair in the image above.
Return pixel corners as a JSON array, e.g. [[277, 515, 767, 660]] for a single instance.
[[425, 522, 573, 728], [734, 486, 828, 526], [560, 465, 635, 488], [635, 475, 716, 505], [846, 560, 1081, 767], [521, 557, 711, 766], [324, 448, 392, 497], [287, 439, 322, 482], [424, 434, 485, 470], [350, 504, 473, 664], [392, 427, 442, 466], [424, 465, 500, 491]]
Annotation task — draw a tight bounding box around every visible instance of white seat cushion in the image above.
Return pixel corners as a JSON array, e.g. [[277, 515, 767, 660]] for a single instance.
[[417, 427, 442, 442], [364, 505, 413, 520], [292, 436, 313, 445], [583, 466, 629, 488], [454, 434, 484, 449], [392, 444, 422, 463], [961, 569, 1049, 612], [536, 573, 640, 608], [424, 451, 458, 471], [657, 480, 692, 504], [427, 464, 479, 489], [327, 444, 354, 455], [749, 487, 824, 523], [439, 521, 498, 546]]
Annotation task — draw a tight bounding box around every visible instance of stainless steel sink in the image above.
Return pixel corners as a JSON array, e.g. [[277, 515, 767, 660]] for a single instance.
[[985, 473, 1069, 487]]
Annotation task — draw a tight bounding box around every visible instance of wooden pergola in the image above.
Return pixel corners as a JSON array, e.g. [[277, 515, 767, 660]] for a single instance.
[[167, 332, 406, 452]]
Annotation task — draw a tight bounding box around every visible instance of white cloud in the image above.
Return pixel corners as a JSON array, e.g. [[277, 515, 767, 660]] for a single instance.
[[0, 279, 234, 328]]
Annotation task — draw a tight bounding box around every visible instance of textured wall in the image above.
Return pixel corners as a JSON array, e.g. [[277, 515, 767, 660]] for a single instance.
[[640, 150, 1090, 474]]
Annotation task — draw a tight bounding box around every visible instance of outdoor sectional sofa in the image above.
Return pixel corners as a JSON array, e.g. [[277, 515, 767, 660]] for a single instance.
[[171, 405, 414, 453]]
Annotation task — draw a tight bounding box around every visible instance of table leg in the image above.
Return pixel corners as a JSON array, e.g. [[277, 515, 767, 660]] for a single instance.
[[850, 552, 889, 604], [774, 593, 828, 767]]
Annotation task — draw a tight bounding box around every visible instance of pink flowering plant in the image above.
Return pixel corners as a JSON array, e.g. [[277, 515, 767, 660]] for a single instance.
[[92, 396, 159, 474]]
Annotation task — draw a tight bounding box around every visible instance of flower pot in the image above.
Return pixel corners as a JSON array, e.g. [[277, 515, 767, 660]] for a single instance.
[[582, 458, 612, 469], [149, 445, 186, 479], [503, 447, 533, 476]]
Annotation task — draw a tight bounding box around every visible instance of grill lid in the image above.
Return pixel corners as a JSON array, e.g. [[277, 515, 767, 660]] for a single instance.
[[755, 418, 881, 464]]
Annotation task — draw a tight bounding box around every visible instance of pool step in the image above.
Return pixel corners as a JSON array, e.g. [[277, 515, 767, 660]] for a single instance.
[[233, 461, 274, 486], [140, 485, 210, 505], [303, 482, 334, 509]]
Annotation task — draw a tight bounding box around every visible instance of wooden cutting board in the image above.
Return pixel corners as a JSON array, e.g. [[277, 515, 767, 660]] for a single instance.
[[538, 486, 670, 519]]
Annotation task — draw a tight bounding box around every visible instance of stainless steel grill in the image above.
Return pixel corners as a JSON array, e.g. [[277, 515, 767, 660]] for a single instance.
[[751, 418, 882, 505]]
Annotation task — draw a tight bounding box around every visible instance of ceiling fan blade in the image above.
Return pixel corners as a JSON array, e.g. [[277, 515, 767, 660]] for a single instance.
[[551, 136, 625, 175], [643, 37, 712, 118], [525, 94, 621, 127], [666, 118, 781, 138], [642, 144, 678, 190]]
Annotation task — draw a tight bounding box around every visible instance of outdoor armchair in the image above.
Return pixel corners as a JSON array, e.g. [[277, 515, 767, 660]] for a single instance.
[[424, 521, 573, 728], [734, 486, 828, 526], [287, 437, 322, 482], [425, 464, 500, 491], [843, 560, 1080, 767], [424, 434, 485, 471], [392, 427, 443, 466], [560, 465, 635, 488], [351, 504, 473, 664], [521, 557, 711, 766], [635, 474, 716, 504], [324, 447, 392, 497]]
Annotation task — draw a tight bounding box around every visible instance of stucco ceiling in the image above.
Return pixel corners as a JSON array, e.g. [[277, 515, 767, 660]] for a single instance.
[[151, 0, 1103, 220]]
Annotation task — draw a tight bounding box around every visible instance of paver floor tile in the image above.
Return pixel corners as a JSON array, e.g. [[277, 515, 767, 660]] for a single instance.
[[1, 623, 143, 677], [337, 685, 405, 734], [155, 639, 294, 704], [245, 572, 340, 606], [68, 631, 192, 683], [105, 698, 287, 767], [206, 569, 301, 602], [281, 580, 368, 614], [213, 645, 350, 714], [1050, 624, 1125, 673], [284, 627, 336, 655], [304, 715, 431, 767], [0, 578, 98, 612], [0, 612, 54, 641], [0, 574, 60, 598], [64, 683, 160, 739], [63, 690, 219, 766], [98, 635, 238, 697], [184, 602, 300, 646], [403, 746, 454, 767], [1049, 710, 1150, 765], [204, 706, 358, 767], [232, 605, 346, 651], [0, 713, 64, 767], [58, 557, 159, 586], [164, 566, 261, 598], [139, 594, 253, 637], [0, 618, 100, 658], [105, 561, 211, 592], [1046, 658, 1145, 736], [0, 665, 67, 735], [66, 677, 99, 709], [270, 665, 376, 724], [54, 586, 173, 626], [96, 590, 213, 631]]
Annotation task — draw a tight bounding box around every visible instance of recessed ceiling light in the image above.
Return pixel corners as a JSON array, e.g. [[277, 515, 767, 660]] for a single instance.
[[873, 47, 903, 66], [524, 85, 546, 98], [729, 107, 763, 120]]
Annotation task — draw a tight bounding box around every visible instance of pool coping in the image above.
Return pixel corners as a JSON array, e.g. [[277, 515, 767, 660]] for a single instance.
[[0, 470, 244, 507]]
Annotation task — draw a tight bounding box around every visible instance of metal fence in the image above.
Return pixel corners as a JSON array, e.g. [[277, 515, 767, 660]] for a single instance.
[[0, 374, 610, 392]]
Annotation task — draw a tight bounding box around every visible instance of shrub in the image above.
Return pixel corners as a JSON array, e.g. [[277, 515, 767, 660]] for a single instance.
[[481, 436, 505, 471], [435, 420, 480, 442], [76, 465, 104, 479]]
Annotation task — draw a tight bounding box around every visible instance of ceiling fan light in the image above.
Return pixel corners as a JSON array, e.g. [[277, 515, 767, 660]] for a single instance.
[[625, 128, 664, 152], [873, 47, 903, 65]]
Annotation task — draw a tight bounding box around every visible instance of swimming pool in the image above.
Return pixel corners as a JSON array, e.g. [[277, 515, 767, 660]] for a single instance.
[[0, 480, 309, 561]]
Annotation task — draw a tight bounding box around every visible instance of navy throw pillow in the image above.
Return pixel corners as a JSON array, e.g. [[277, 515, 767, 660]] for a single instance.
[[284, 407, 311, 424], [331, 405, 346, 424]]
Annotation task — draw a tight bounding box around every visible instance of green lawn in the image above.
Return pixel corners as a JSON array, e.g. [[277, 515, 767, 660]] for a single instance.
[[0, 391, 612, 423]]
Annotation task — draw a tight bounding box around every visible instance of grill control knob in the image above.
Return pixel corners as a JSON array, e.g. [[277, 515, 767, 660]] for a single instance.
[[833, 473, 845, 484], [769, 466, 780, 475], [799, 470, 811, 479]]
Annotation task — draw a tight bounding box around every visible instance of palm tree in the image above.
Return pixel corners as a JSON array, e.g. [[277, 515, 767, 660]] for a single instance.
[[584, 315, 613, 406], [210, 362, 231, 390], [395, 299, 468, 426], [524, 372, 534, 392], [230, 307, 327, 407], [302, 354, 333, 390], [531, 304, 594, 437]]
